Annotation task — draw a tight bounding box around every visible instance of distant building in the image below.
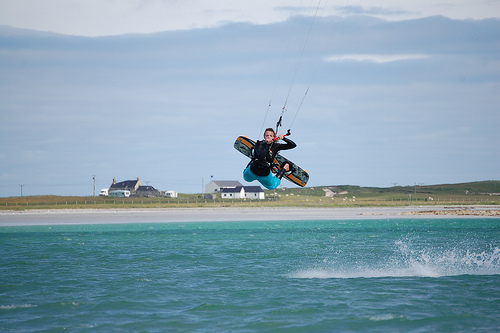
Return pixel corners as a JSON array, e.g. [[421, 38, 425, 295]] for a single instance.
[[205, 180, 242, 193], [221, 186, 265, 200], [109, 177, 142, 193], [108, 177, 164, 197], [134, 185, 161, 197], [221, 186, 245, 199], [244, 186, 265, 200]]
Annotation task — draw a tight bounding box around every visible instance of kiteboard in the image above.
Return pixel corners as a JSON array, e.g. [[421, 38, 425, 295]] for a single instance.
[[234, 135, 309, 187]]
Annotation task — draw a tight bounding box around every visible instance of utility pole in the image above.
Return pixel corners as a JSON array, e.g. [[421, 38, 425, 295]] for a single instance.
[[92, 175, 96, 196], [19, 184, 24, 197]]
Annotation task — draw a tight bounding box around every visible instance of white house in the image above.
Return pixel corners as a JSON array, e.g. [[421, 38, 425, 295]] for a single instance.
[[221, 186, 265, 200], [244, 186, 265, 200], [205, 180, 242, 193], [221, 186, 245, 199]]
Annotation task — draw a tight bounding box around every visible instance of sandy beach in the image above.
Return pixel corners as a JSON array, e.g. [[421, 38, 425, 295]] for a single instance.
[[0, 205, 498, 226]]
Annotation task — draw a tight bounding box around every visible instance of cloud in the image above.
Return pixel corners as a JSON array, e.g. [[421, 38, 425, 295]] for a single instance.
[[324, 54, 430, 63], [334, 5, 414, 17], [0, 1, 499, 36]]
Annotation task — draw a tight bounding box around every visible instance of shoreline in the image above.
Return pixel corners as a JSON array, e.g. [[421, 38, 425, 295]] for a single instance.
[[0, 205, 499, 226]]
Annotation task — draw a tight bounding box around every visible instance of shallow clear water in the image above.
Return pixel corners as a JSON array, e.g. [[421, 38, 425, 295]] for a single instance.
[[1, 218, 499, 332]]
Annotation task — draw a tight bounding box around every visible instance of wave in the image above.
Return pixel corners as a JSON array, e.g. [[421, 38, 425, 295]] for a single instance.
[[289, 244, 500, 279], [0, 304, 37, 310]]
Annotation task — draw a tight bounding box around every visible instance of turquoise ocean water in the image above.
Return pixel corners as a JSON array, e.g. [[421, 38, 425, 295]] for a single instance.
[[1, 218, 499, 332]]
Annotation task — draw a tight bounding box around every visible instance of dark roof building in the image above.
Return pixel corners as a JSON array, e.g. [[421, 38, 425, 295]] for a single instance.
[[108, 177, 168, 197], [134, 185, 161, 197], [109, 177, 142, 192], [221, 186, 245, 199]]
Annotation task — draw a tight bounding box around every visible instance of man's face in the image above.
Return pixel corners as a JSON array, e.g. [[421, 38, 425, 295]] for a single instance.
[[264, 131, 275, 144]]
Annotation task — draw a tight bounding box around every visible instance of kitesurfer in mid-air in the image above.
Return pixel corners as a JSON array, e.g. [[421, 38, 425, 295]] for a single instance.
[[243, 127, 296, 190]]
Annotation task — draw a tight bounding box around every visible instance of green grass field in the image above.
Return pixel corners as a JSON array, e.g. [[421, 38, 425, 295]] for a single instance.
[[1, 181, 498, 211]]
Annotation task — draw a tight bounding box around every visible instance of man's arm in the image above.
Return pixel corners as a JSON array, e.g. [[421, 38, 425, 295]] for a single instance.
[[278, 137, 296, 151]]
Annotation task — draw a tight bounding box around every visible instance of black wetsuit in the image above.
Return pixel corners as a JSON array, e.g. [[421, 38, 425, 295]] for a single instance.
[[249, 137, 296, 176]]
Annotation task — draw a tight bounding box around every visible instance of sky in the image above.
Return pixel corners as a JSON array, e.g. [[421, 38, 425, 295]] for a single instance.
[[0, 1, 499, 196], [1, 0, 500, 36]]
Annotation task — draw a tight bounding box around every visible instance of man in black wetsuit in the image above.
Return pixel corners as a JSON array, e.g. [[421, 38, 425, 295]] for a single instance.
[[243, 127, 296, 189]]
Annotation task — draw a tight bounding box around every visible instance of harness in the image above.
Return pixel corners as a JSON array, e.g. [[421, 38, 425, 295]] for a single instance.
[[249, 140, 277, 176]]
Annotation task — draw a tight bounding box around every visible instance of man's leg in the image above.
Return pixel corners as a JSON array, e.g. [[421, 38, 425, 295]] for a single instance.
[[244, 166, 282, 190], [243, 165, 257, 182], [260, 172, 281, 190]]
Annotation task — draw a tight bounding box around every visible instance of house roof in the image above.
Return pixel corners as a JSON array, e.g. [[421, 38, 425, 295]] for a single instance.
[[110, 179, 139, 190], [244, 186, 264, 193], [220, 186, 263, 193], [210, 180, 242, 188], [220, 186, 244, 193], [137, 186, 158, 191]]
